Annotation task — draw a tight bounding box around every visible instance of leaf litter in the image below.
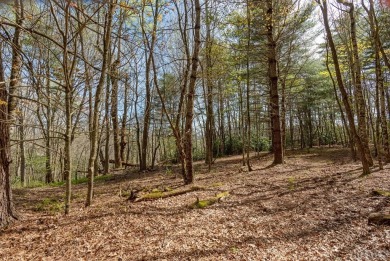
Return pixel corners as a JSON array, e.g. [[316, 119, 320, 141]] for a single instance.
[[1, 147, 390, 260]]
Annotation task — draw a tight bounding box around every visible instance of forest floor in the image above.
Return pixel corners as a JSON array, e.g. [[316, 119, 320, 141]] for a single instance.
[[1, 147, 390, 260]]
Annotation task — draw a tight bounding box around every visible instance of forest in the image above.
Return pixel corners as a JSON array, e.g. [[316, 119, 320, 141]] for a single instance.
[[0, 0, 390, 259]]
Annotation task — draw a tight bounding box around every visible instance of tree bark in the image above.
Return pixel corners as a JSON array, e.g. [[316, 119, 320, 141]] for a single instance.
[[183, 0, 201, 184], [140, 0, 159, 171], [338, 0, 373, 166], [86, 0, 115, 207], [205, 0, 214, 170], [19, 114, 26, 186], [0, 46, 18, 228], [245, 0, 253, 171], [110, 59, 122, 169], [317, 0, 370, 175], [363, 0, 390, 162], [266, 0, 283, 164]]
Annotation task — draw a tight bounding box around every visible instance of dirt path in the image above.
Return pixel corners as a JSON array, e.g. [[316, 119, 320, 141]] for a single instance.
[[1, 147, 389, 260]]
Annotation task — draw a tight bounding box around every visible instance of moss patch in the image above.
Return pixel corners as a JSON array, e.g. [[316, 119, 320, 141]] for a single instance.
[[189, 191, 230, 209], [372, 189, 390, 197], [142, 191, 164, 199], [34, 198, 64, 213], [210, 182, 224, 188], [287, 176, 297, 191], [135, 186, 203, 202], [192, 198, 218, 209]]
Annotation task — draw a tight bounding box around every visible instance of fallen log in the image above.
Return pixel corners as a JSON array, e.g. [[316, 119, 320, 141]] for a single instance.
[[368, 213, 390, 226], [371, 189, 390, 197], [130, 186, 204, 202], [189, 191, 230, 209]]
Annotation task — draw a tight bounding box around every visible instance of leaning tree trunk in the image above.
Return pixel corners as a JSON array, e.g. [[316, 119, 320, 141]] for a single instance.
[[317, 0, 370, 175], [339, 0, 373, 166]]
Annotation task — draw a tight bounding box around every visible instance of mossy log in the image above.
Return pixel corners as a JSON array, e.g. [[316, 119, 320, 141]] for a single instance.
[[189, 191, 229, 209], [371, 189, 390, 197], [130, 186, 204, 202], [368, 213, 390, 226]]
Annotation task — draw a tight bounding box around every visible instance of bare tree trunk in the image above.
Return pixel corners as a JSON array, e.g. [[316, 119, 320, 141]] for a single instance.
[[266, 0, 283, 164], [0, 47, 18, 228], [45, 62, 53, 183], [363, 0, 390, 162], [245, 0, 253, 171], [140, 0, 159, 171], [325, 44, 357, 157], [86, 0, 115, 207], [218, 81, 226, 155], [120, 77, 129, 162], [317, 0, 370, 175], [183, 0, 201, 184], [111, 58, 122, 169], [0, 0, 23, 226], [337, 0, 373, 166], [204, 0, 214, 170], [64, 86, 72, 214], [19, 115, 26, 186]]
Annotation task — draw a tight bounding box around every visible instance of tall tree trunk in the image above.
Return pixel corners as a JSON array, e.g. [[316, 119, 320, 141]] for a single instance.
[[0, 0, 23, 225], [120, 77, 129, 162], [111, 9, 125, 169], [245, 0, 253, 171], [183, 0, 201, 184], [363, 0, 390, 162], [266, 0, 283, 164], [19, 114, 26, 187], [86, 0, 115, 207], [0, 47, 18, 228], [326, 44, 356, 159], [317, 0, 370, 175], [205, 0, 214, 170], [45, 63, 53, 183], [110, 59, 122, 169], [218, 81, 226, 155], [140, 0, 159, 171], [338, 0, 373, 166], [64, 85, 72, 214]]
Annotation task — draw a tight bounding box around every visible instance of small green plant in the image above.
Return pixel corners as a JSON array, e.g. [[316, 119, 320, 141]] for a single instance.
[[50, 181, 65, 187], [165, 166, 173, 176], [35, 198, 64, 213], [216, 191, 229, 198], [210, 182, 224, 188], [287, 176, 297, 191], [230, 247, 239, 253]]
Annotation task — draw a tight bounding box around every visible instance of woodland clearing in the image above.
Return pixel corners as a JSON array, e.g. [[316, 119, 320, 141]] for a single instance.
[[1, 147, 390, 260]]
